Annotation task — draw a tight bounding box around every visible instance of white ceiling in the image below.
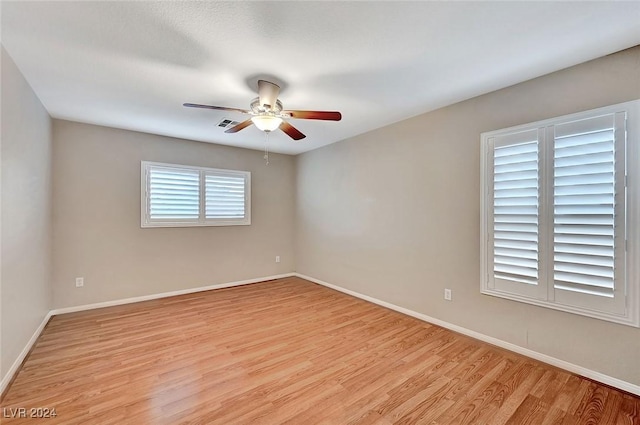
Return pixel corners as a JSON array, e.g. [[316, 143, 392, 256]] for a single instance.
[[2, 2, 639, 155]]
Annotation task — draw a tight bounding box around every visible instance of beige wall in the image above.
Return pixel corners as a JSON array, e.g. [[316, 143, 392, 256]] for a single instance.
[[1, 47, 52, 378], [52, 121, 295, 308], [296, 47, 640, 384]]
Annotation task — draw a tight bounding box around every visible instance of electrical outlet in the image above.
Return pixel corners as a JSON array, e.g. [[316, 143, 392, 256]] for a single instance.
[[444, 288, 452, 301], [75, 277, 84, 288], [275, 255, 281, 263]]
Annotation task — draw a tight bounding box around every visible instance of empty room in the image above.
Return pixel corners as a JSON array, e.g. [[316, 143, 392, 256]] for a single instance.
[[1, 1, 640, 424]]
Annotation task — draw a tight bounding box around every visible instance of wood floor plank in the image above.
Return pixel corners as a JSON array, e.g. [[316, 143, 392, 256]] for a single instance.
[[1, 277, 638, 424], [615, 395, 640, 425]]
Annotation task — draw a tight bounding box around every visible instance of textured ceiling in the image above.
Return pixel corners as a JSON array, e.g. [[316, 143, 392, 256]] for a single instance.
[[2, 1, 639, 155]]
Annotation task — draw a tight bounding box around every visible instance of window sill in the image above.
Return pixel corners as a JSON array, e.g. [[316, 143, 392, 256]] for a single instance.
[[480, 288, 639, 327], [141, 220, 251, 228]]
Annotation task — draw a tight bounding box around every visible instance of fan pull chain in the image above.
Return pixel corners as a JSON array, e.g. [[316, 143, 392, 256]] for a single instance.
[[263, 132, 270, 165]]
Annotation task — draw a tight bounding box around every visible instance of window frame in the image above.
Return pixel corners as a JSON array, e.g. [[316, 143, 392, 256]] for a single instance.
[[141, 161, 251, 228], [480, 100, 640, 327]]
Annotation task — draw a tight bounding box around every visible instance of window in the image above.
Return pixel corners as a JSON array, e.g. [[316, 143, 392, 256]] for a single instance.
[[481, 100, 639, 327], [141, 161, 250, 227]]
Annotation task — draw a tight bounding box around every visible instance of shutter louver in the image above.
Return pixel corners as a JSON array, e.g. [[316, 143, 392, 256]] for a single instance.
[[493, 140, 539, 285], [205, 173, 246, 219], [553, 114, 616, 297], [149, 167, 200, 220]]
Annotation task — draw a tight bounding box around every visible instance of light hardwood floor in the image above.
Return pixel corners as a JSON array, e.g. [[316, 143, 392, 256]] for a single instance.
[[2, 277, 639, 424]]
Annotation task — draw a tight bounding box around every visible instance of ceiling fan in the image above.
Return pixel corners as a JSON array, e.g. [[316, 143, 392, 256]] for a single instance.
[[184, 80, 342, 141]]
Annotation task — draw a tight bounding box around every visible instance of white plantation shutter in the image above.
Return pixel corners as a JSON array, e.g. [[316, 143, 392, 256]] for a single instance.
[[553, 115, 616, 296], [142, 162, 250, 227], [552, 113, 626, 314], [493, 139, 539, 285], [148, 166, 200, 221], [481, 100, 638, 326], [205, 173, 247, 219], [488, 129, 545, 299]]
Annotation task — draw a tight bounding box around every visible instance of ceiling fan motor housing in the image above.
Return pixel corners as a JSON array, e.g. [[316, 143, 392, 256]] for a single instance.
[[250, 98, 283, 115]]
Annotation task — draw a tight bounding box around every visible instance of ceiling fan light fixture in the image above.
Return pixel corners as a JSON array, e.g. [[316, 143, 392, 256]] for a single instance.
[[251, 115, 283, 132]]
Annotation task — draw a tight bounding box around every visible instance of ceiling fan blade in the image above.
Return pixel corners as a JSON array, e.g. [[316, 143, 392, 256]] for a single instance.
[[224, 118, 254, 134], [258, 80, 280, 109], [280, 121, 306, 140], [184, 103, 250, 114], [282, 110, 342, 121]]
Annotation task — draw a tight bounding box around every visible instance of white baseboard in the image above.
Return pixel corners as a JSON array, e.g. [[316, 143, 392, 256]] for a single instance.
[[1, 311, 53, 395], [294, 273, 640, 397], [51, 273, 295, 315], [1, 273, 295, 395]]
